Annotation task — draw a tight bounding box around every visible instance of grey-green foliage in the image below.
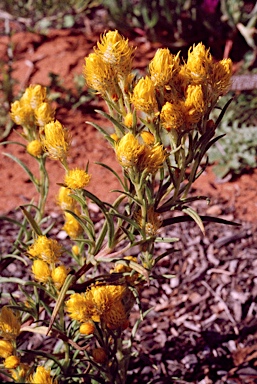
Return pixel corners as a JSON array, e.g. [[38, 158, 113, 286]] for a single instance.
[[208, 91, 257, 178]]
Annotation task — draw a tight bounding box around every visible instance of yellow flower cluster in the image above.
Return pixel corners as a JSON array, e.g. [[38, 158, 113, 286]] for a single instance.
[[28, 236, 68, 289], [83, 30, 135, 100], [66, 284, 128, 329], [115, 132, 166, 174], [29, 366, 58, 384]]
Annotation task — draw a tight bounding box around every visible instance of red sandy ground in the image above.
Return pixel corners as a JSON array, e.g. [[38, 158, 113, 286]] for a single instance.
[[0, 29, 257, 222]]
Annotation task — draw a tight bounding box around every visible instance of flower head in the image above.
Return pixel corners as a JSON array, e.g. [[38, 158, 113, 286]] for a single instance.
[[57, 187, 76, 210], [52, 265, 69, 289], [35, 102, 55, 127], [135, 206, 162, 236], [26, 140, 43, 157], [43, 120, 71, 161], [79, 322, 95, 335], [0, 306, 20, 340], [21, 85, 47, 110], [160, 101, 186, 131], [66, 284, 128, 329], [115, 133, 145, 168], [149, 49, 180, 87], [0, 339, 13, 358], [64, 168, 91, 189], [10, 100, 34, 127], [83, 52, 117, 99], [139, 143, 167, 174], [28, 235, 63, 264], [140, 131, 155, 145], [186, 43, 213, 79], [211, 58, 232, 96], [63, 210, 83, 239], [184, 84, 205, 125], [32, 259, 51, 283], [4, 355, 20, 369], [131, 76, 157, 114], [29, 366, 57, 384], [124, 112, 133, 128], [96, 30, 135, 76]]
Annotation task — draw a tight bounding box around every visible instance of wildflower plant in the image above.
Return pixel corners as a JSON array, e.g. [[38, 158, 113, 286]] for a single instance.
[[0, 30, 236, 383]]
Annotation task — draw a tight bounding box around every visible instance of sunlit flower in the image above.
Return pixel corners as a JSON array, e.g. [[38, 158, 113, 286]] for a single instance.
[[186, 43, 213, 79], [92, 347, 107, 364], [63, 210, 83, 239], [66, 284, 128, 329], [29, 366, 57, 384], [32, 259, 51, 283], [4, 355, 20, 369], [115, 133, 145, 167], [160, 101, 186, 131], [72, 245, 79, 256], [149, 48, 180, 87], [79, 322, 95, 335], [184, 84, 205, 125], [57, 187, 76, 210], [140, 131, 155, 145], [112, 256, 138, 284], [83, 52, 117, 99], [139, 143, 167, 174], [0, 306, 20, 340], [110, 133, 119, 142], [43, 120, 71, 161], [96, 30, 135, 77], [10, 100, 34, 127], [52, 265, 69, 289], [21, 85, 47, 110], [124, 112, 133, 128], [131, 76, 157, 114], [26, 140, 43, 157], [64, 168, 91, 189], [211, 58, 232, 96], [0, 339, 13, 358], [35, 102, 55, 127], [28, 235, 63, 264]]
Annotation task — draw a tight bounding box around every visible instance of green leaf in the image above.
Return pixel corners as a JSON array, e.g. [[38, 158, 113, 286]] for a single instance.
[[20, 206, 42, 236]]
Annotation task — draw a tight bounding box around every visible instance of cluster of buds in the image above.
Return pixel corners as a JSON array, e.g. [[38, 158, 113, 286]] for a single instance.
[[27, 235, 69, 290]]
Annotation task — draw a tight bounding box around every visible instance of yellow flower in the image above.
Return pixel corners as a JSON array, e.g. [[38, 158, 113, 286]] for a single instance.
[[11, 363, 30, 381], [72, 245, 79, 256], [160, 101, 186, 131], [211, 58, 232, 96], [140, 131, 155, 145], [28, 235, 63, 264], [51, 265, 69, 289], [92, 347, 107, 364], [0, 307, 20, 340], [10, 100, 34, 127], [66, 284, 128, 329], [63, 210, 83, 239], [184, 84, 205, 125], [83, 52, 117, 99], [79, 322, 95, 335], [112, 256, 138, 284], [186, 43, 213, 79], [57, 187, 76, 210], [115, 133, 145, 167], [131, 76, 157, 114], [29, 366, 57, 384], [96, 30, 135, 76], [4, 355, 20, 369], [32, 259, 51, 283], [149, 48, 180, 87], [21, 84, 47, 110], [35, 102, 55, 127], [64, 168, 91, 189], [124, 112, 133, 128], [43, 120, 71, 161], [26, 140, 43, 157], [139, 143, 167, 174], [66, 291, 98, 323], [0, 339, 13, 358], [110, 133, 119, 142]]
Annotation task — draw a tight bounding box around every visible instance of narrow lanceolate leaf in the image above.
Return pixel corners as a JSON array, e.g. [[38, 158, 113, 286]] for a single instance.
[[182, 207, 205, 234], [20, 206, 42, 236]]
